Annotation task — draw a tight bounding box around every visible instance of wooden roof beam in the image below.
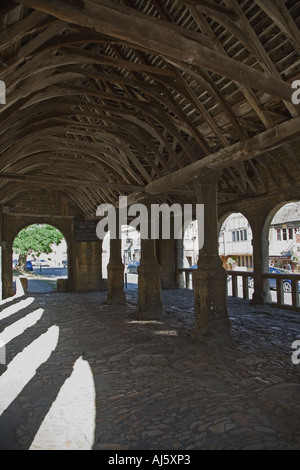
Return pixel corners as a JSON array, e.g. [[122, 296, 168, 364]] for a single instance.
[[145, 115, 300, 194], [14, 0, 293, 102]]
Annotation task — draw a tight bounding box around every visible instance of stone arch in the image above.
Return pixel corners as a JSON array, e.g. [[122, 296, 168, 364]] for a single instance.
[[218, 211, 253, 273], [10, 220, 70, 295], [263, 197, 300, 268], [1, 190, 77, 299]]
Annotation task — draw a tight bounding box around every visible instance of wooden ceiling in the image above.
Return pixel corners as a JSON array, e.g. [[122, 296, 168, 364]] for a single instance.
[[0, 0, 299, 216]]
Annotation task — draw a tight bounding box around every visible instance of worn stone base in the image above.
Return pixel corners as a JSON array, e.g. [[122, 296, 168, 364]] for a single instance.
[[137, 264, 163, 320], [57, 278, 68, 293], [193, 262, 231, 338], [107, 263, 126, 305]]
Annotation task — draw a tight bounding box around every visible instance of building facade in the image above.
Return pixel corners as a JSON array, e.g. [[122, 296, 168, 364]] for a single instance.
[[183, 203, 300, 273]]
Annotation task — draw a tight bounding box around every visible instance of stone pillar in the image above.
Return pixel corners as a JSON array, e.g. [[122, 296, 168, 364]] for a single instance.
[[2, 211, 14, 299], [156, 237, 176, 290], [0, 208, 2, 300], [251, 221, 272, 305], [192, 168, 231, 338], [137, 237, 163, 320], [107, 229, 126, 305], [74, 240, 104, 292], [176, 238, 185, 289]]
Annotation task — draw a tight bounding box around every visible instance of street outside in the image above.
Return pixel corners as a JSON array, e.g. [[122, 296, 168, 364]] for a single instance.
[[13, 267, 68, 294]]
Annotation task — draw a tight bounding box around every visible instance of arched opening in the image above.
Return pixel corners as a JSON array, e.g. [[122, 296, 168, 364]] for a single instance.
[[12, 224, 68, 295], [183, 220, 198, 269], [265, 201, 300, 308], [268, 202, 300, 273], [101, 231, 110, 281], [218, 212, 253, 298], [181, 220, 199, 289], [122, 225, 140, 290], [101, 225, 140, 290], [219, 212, 253, 271]]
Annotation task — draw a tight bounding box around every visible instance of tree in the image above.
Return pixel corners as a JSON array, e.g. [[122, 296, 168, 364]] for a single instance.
[[13, 224, 64, 271]]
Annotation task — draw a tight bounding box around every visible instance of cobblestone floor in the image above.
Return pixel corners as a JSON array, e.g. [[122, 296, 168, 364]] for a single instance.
[[0, 289, 299, 450]]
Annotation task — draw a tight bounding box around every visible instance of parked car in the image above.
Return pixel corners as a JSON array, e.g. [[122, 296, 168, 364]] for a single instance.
[[248, 267, 298, 292], [62, 258, 68, 268], [13, 260, 33, 271], [127, 261, 140, 274], [26, 261, 33, 271]]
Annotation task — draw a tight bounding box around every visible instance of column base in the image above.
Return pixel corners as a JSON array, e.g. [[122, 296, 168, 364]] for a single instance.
[[137, 264, 163, 321], [251, 290, 272, 305], [106, 263, 126, 305], [192, 263, 231, 339]]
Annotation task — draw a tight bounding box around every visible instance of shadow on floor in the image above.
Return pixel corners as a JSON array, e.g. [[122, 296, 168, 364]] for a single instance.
[[0, 290, 299, 450]]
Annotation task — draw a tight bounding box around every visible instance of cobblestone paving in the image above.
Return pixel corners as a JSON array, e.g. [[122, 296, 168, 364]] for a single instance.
[[0, 289, 299, 450]]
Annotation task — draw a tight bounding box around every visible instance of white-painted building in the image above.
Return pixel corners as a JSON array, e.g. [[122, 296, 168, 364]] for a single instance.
[[184, 203, 300, 272], [219, 213, 253, 271], [268, 203, 300, 270]]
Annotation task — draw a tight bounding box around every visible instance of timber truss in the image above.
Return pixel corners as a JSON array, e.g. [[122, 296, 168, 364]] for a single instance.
[[0, 0, 299, 215]]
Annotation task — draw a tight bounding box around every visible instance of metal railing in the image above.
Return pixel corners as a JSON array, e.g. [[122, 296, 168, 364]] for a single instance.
[[177, 268, 300, 312]]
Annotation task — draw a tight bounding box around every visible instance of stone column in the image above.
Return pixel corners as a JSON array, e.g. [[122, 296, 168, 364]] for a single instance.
[[107, 223, 126, 305], [2, 211, 14, 299], [156, 237, 176, 290], [74, 240, 104, 293], [251, 220, 272, 305], [192, 168, 231, 338], [0, 208, 2, 300], [176, 238, 185, 289], [137, 237, 163, 320]]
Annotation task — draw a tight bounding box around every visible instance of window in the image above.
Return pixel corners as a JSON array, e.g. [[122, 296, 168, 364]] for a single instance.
[[282, 228, 287, 241], [232, 229, 250, 242], [277, 228, 281, 241], [288, 228, 293, 240]]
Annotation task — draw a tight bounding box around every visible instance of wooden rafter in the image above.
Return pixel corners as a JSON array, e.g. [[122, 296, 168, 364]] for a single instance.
[[13, 0, 293, 101], [0, 0, 299, 216], [145, 116, 300, 194]]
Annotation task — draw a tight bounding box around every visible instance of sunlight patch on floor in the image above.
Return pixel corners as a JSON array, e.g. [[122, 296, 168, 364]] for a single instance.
[[30, 356, 96, 450], [0, 297, 35, 320], [0, 325, 59, 416], [0, 309, 44, 346]]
